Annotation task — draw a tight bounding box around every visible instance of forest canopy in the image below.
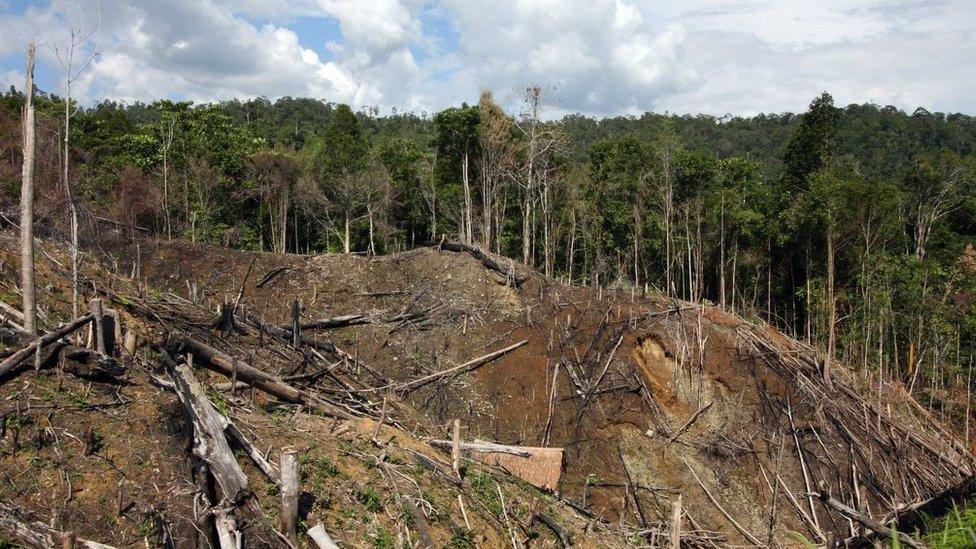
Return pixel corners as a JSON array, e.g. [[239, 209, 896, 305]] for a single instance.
[[2, 87, 975, 408]]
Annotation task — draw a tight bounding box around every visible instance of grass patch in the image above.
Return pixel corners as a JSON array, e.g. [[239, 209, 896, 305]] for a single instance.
[[924, 501, 976, 548], [468, 472, 503, 517], [372, 527, 394, 549], [357, 486, 384, 513]]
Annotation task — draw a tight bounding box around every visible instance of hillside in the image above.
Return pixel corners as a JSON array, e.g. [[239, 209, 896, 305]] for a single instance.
[[0, 232, 972, 548]]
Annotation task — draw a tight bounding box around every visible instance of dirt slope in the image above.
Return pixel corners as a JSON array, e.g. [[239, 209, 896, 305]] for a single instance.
[[0, 233, 972, 547]]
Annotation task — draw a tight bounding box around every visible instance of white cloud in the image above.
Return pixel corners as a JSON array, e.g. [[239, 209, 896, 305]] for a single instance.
[[432, 0, 699, 116], [317, 0, 420, 65], [653, 0, 976, 115], [0, 0, 973, 116]]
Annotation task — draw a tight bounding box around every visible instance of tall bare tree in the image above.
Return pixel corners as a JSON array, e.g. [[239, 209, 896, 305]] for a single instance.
[[161, 116, 175, 240], [20, 43, 37, 335], [652, 122, 681, 296], [477, 91, 514, 252], [515, 86, 558, 267], [909, 151, 972, 260], [53, 0, 100, 319], [419, 151, 438, 240], [248, 150, 300, 253]]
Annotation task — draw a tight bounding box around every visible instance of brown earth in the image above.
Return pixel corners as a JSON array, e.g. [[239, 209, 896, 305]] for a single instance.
[[0, 232, 972, 547]]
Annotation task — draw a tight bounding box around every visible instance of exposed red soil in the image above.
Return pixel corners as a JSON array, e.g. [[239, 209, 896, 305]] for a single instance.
[[0, 233, 972, 547]]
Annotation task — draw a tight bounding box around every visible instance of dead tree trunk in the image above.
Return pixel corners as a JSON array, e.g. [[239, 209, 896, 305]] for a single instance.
[[163, 351, 252, 505], [279, 447, 299, 547], [19, 43, 37, 335], [290, 299, 300, 350]]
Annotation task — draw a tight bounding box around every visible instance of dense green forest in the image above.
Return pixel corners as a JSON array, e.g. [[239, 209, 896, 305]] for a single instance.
[[2, 86, 975, 422]]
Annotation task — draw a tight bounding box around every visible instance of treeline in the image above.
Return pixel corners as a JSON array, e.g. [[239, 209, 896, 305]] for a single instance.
[[1, 86, 975, 413]]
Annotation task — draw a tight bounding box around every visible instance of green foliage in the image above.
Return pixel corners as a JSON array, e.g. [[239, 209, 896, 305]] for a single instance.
[[448, 530, 476, 549], [925, 502, 976, 548], [312, 103, 368, 181], [372, 527, 395, 549], [787, 531, 820, 548], [358, 486, 384, 513], [2, 85, 974, 396], [468, 473, 503, 517], [782, 92, 841, 191]]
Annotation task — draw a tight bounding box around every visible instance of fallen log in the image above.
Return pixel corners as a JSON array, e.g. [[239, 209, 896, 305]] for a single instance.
[[167, 334, 354, 420], [0, 300, 25, 323], [0, 300, 26, 331], [255, 266, 291, 288], [395, 339, 528, 393], [163, 350, 253, 506], [837, 474, 976, 547], [682, 458, 764, 547], [429, 240, 525, 287], [667, 401, 713, 445], [886, 472, 976, 535], [0, 314, 93, 377], [245, 313, 390, 387], [285, 313, 371, 331], [57, 346, 125, 381], [244, 314, 339, 354], [0, 500, 117, 548], [403, 496, 434, 549], [813, 486, 925, 549], [0, 326, 123, 381], [430, 440, 531, 457], [531, 511, 572, 548]]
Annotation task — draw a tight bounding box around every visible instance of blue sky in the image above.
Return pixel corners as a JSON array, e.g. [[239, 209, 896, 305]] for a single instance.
[[1, 0, 974, 117]]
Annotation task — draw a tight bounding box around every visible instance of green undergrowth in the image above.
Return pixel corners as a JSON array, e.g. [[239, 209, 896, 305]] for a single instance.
[[924, 501, 976, 548]]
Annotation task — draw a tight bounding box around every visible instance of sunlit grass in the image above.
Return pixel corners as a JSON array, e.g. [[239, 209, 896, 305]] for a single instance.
[[924, 501, 976, 548]]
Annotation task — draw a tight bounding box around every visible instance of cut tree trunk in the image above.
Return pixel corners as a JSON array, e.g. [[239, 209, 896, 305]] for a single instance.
[[89, 298, 105, 354]]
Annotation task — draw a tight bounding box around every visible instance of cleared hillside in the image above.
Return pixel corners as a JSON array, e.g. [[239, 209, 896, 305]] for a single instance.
[[0, 232, 971, 547]]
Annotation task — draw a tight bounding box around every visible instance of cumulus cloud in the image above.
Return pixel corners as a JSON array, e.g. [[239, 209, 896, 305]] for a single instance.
[[431, 0, 699, 116], [0, 0, 973, 116]]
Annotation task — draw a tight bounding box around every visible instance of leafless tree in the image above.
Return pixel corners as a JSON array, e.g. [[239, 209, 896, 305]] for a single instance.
[[419, 151, 438, 240], [478, 91, 514, 252], [652, 122, 681, 296], [52, 0, 100, 319], [20, 43, 37, 334], [363, 162, 393, 256], [911, 152, 972, 260], [248, 151, 300, 253], [161, 116, 174, 240], [514, 86, 558, 267]]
